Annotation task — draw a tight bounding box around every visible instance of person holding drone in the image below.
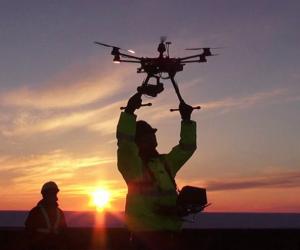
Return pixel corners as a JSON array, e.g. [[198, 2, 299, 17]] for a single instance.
[[116, 90, 197, 249]]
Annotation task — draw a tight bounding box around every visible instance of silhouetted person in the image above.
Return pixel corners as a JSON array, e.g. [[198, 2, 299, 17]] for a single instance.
[[25, 181, 67, 250], [117, 92, 197, 249]]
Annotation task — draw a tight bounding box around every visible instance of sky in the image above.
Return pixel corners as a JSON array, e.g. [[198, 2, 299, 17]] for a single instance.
[[0, 0, 299, 213]]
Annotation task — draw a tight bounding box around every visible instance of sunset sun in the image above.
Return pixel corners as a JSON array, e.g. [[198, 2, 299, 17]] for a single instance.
[[90, 188, 111, 211]]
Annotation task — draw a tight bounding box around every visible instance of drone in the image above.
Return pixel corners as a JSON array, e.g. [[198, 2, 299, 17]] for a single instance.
[[94, 37, 217, 111]]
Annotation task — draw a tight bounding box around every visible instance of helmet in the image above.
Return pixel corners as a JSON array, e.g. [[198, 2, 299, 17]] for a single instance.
[[135, 120, 157, 139], [41, 181, 59, 194]]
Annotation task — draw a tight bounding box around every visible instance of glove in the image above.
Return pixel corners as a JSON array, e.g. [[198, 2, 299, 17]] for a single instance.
[[179, 102, 193, 121], [125, 92, 142, 114]]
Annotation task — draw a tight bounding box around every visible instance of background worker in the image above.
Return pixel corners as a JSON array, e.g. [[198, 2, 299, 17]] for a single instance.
[[25, 181, 67, 250], [117, 92, 197, 249]]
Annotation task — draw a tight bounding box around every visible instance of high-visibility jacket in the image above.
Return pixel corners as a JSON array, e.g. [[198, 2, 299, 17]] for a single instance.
[[25, 201, 67, 234], [117, 112, 197, 231], [25, 201, 67, 250]]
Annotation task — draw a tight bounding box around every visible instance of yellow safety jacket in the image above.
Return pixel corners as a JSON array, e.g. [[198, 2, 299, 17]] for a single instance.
[[117, 112, 197, 231]]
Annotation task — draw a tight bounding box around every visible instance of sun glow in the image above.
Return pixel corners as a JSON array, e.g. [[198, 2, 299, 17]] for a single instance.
[[90, 188, 111, 211]]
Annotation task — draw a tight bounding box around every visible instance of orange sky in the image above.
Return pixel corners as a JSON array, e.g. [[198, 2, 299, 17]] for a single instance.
[[1, 1, 300, 213], [1, 61, 299, 213]]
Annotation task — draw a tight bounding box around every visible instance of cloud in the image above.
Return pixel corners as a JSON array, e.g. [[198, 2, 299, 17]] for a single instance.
[[0, 68, 292, 139], [202, 171, 300, 191], [0, 100, 123, 137], [0, 61, 133, 110], [0, 57, 136, 138], [201, 88, 287, 112], [0, 149, 125, 210], [136, 88, 289, 122], [0, 150, 116, 192], [0, 148, 127, 210]]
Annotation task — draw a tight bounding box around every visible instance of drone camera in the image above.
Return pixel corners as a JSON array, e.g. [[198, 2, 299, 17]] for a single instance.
[[137, 82, 164, 97]]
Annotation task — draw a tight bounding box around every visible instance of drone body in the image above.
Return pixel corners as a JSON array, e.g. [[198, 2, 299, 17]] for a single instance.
[[94, 39, 216, 110]]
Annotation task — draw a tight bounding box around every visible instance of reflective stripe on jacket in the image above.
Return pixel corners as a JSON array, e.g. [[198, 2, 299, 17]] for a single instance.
[[117, 112, 197, 231], [36, 205, 61, 234]]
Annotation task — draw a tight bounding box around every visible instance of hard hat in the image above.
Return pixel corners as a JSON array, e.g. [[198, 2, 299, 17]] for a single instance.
[[41, 181, 59, 194], [135, 120, 157, 139]]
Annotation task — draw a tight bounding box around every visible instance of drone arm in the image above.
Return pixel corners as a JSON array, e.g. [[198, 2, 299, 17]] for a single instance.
[[118, 51, 142, 60], [169, 75, 184, 103], [179, 54, 204, 61], [119, 60, 141, 63], [180, 60, 206, 63]]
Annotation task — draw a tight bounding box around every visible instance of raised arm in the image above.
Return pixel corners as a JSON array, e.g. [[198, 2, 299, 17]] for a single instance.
[[165, 102, 197, 176], [116, 93, 143, 182]]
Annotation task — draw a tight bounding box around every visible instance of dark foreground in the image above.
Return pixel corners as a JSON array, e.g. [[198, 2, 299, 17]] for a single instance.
[[1, 227, 299, 250]]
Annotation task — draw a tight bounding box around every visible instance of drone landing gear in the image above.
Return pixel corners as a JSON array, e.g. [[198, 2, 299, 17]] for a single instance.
[[170, 106, 201, 112], [169, 75, 201, 112], [120, 102, 152, 110], [135, 73, 201, 112]]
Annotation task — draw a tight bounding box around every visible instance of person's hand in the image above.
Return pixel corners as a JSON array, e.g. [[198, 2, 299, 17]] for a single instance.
[[179, 102, 193, 121], [125, 92, 142, 114]]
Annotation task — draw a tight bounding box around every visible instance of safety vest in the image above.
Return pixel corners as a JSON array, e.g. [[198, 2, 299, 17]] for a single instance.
[[36, 205, 61, 234], [127, 155, 178, 195]]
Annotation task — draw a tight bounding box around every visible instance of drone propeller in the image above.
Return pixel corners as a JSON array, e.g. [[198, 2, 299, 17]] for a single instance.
[[94, 41, 135, 53], [185, 47, 224, 50], [185, 47, 223, 57]]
